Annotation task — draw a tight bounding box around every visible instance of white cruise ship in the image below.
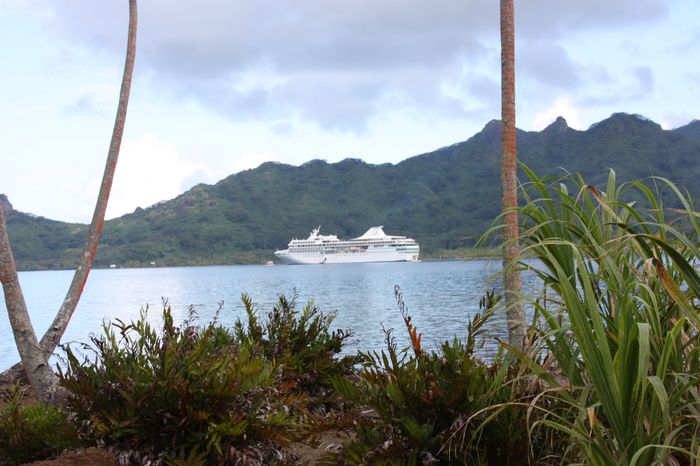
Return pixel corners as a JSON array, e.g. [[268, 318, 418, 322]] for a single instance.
[[274, 226, 420, 265]]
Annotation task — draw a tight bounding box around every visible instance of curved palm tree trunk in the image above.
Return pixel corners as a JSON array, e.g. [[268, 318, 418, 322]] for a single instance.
[[0, 0, 137, 392], [0, 207, 59, 402], [38, 0, 138, 357], [500, 0, 525, 349]]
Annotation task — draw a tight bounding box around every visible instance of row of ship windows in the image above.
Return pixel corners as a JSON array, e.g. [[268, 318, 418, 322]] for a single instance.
[[291, 242, 415, 248], [291, 244, 419, 248], [289, 246, 418, 254], [291, 252, 417, 255]]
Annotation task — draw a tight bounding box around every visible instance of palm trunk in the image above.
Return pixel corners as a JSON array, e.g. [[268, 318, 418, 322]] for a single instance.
[[0, 0, 137, 390], [500, 0, 525, 349], [38, 0, 137, 357], [0, 207, 59, 402]]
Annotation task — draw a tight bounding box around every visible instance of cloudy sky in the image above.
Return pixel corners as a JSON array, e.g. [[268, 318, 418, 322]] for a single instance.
[[1, 0, 698, 222]]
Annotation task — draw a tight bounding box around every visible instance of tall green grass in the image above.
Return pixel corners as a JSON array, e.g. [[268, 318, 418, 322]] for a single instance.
[[514, 167, 700, 465]]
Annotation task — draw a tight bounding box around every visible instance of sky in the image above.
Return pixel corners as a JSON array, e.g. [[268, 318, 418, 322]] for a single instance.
[[0, 0, 698, 223]]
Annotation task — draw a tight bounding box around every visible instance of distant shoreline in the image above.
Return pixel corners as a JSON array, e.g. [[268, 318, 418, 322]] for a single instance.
[[15, 248, 500, 272]]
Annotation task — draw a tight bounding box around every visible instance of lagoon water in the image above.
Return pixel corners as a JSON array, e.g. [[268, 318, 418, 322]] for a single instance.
[[0, 260, 542, 370]]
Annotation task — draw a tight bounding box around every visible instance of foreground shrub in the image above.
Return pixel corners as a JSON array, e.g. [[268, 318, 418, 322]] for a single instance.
[[516, 167, 700, 465], [59, 306, 291, 464], [235, 293, 355, 396], [0, 384, 82, 464], [329, 288, 537, 465]]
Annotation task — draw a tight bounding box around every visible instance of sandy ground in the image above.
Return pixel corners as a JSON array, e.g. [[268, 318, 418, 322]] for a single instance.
[[19, 433, 354, 465], [20, 430, 356, 465], [22, 448, 119, 466], [286, 429, 356, 465]]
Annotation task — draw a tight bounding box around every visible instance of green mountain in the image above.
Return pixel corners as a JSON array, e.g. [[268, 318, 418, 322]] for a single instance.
[[674, 119, 700, 140], [5, 112, 700, 270]]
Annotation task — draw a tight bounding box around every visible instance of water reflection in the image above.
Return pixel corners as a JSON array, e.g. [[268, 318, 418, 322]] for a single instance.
[[0, 260, 542, 370]]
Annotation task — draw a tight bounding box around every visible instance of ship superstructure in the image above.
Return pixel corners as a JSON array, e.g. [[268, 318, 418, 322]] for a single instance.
[[274, 226, 419, 265]]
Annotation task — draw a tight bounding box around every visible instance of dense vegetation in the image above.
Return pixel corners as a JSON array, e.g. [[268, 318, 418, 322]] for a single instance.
[[328, 289, 543, 465], [0, 384, 82, 464], [56, 296, 354, 464], [514, 168, 700, 464], [5, 113, 700, 270], [4, 169, 700, 465]]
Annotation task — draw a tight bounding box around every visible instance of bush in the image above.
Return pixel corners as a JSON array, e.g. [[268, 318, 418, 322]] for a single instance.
[[59, 306, 291, 464], [328, 288, 535, 465], [0, 383, 82, 464], [234, 293, 355, 397]]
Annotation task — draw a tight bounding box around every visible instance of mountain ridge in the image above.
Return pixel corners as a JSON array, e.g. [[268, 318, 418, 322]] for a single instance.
[[5, 112, 700, 270]]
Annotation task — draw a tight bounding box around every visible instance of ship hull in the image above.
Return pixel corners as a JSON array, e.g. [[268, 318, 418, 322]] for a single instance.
[[274, 248, 419, 265]]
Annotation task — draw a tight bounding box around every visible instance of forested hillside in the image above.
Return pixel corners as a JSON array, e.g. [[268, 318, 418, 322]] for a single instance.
[[6, 113, 700, 269]]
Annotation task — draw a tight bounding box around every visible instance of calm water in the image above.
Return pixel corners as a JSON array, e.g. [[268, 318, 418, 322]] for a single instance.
[[0, 260, 542, 370]]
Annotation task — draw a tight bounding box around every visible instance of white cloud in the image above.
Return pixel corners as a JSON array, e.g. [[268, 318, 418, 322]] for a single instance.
[[38, 0, 668, 131], [531, 97, 582, 130], [0, 0, 50, 18], [96, 133, 211, 218], [0, 0, 29, 15], [660, 113, 700, 130], [62, 81, 119, 116], [230, 146, 280, 174]]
